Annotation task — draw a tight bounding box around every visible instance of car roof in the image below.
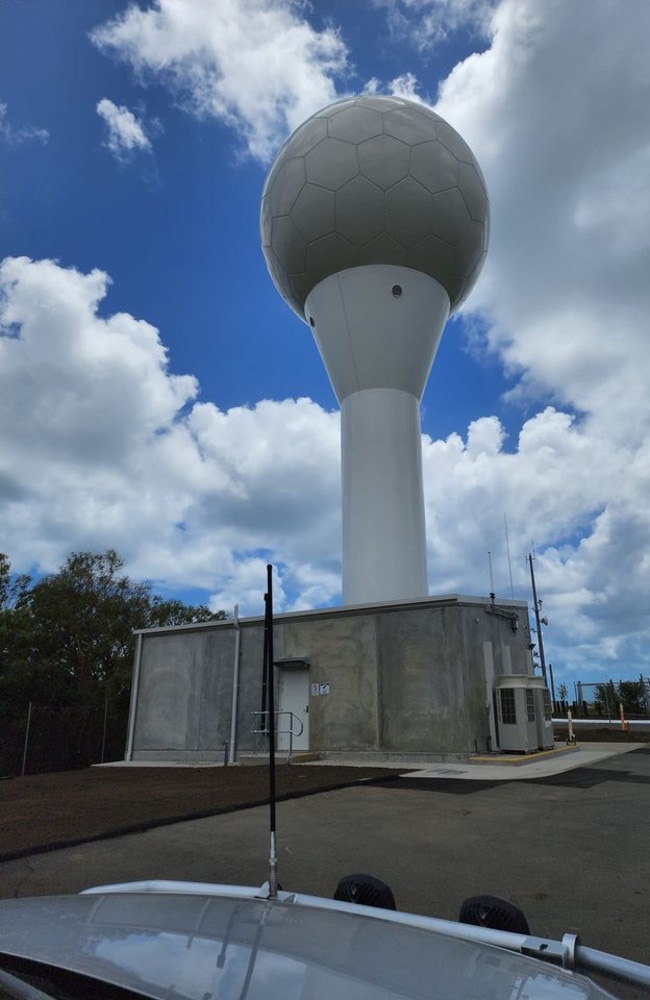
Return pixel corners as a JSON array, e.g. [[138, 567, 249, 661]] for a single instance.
[[0, 889, 613, 999]]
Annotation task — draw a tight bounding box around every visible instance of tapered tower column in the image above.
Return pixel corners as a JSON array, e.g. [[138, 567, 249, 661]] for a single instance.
[[261, 94, 489, 606], [341, 389, 427, 602], [305, 264, 449, 603]]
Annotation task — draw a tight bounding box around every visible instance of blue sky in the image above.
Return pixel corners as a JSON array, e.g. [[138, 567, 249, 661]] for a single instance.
[[1, 0, 650, 690], [2, 0, 500, 434]]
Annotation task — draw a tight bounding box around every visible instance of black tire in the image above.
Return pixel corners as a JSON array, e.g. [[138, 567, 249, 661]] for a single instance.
[[334, 873, 397, 910], [459, 894, 530, 934]]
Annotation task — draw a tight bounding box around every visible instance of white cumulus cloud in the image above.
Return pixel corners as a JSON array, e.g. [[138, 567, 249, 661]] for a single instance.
[[90, 0, 349, 162], [424, 0, 650, 678], [0, 255, 340, 615], [0, 100, 49, 145], [375, 0, 496, 51], [96, 97, 153, 160]]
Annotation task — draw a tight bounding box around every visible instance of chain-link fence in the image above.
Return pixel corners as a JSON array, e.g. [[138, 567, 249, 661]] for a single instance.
[[563, 677, 650, 719], [0, 696, 130, 777]]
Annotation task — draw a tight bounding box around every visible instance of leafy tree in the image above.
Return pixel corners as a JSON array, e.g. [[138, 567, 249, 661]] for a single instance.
[[149, 596, 227, 629], [0, 550, 226, 773], [23, 550, 152, 705], [617, 680, 647, 715], [595, 679, 647, 716], [0, 553, 31, 612], [594, 681, 617, 715], [0, 555, 33, 705]]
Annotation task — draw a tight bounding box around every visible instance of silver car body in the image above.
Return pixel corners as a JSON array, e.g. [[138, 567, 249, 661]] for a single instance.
[[0, 881, 626, 999]]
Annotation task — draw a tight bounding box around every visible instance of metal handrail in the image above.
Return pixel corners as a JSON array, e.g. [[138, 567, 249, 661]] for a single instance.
[[250, 711, 304, 763]]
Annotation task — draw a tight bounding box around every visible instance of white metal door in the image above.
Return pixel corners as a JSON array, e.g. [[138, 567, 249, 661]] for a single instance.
[[277, 668, 309, 751]]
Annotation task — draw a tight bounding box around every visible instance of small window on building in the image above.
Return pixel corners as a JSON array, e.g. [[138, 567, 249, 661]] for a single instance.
[[543, 690, 552, 721], [499, 688, 516, 725], [526, 689, 536, 722]]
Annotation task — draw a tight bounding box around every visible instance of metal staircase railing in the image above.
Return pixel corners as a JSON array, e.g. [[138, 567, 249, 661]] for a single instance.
[[250, 711, 304, 763]]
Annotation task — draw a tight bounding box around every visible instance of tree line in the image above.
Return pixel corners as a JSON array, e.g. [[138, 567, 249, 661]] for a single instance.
[[556, 678, 649, 717], [593, 680, 648, 717], [0, 550, 225, 774]]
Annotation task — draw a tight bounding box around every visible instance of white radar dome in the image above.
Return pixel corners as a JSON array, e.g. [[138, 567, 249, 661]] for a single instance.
[[260, 94, 489, 321]]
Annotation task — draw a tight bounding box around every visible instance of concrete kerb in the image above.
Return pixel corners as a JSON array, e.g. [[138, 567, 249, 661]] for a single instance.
[[404, 742, 644, 781], [100, 742, 642, 778], [300, 742, 643, 780]]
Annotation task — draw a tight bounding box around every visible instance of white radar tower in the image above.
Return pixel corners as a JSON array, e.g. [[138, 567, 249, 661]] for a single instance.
[[261, 95, 489, 605]]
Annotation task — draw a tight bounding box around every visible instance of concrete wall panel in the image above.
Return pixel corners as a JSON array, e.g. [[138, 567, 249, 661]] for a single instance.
[[198, 630, 236, 750], [378, 607, 471, 752], [236, 626, 266, 752], [282, 616, 379, 750], [135, 633, 209, 750]]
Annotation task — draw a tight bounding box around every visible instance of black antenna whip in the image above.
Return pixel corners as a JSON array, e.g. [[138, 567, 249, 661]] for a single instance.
[[264, 564, 278, 897]]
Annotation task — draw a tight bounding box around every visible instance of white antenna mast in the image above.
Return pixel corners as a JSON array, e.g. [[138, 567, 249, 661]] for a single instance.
[[487, 550, 495, 605], [504, 514, 515, 599]]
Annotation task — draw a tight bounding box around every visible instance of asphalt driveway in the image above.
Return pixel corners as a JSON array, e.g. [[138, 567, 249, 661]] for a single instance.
[[0, 749, 648, 978]]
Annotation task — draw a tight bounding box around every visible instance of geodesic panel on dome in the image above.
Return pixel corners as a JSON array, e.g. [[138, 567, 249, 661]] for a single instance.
[[431, 188, 471, 245], [263, 245, 291, 300], [265, 156, 305, 217], [358, 133, 411, 189], [436, 120, 475, 163], [355, 94, 404, 112], [458, 161, 488, 221], [270, 216, 305, 274], [359, 233, 407, 268], [410, 141, 459, 191], [328, 105, 384, 142], [383, 106, 440, 144], [288, 272, 316, 307], [292, 184, 336, 242], [385, 177, 433, 247], [305, 138, 359, 189], [456, 220, 487, 275], [260, 94, 489, 319], [279, 116, 328, 159], [305, 232, 359, 285], [318, 98, 358, 118], [406, 234, 455, 278], [336, 175, 385, 247]]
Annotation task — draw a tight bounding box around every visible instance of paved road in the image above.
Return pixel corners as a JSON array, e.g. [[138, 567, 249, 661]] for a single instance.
[[1, 746, 648, 997]]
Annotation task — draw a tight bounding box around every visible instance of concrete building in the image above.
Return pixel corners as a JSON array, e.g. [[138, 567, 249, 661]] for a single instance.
[[125, 594, 552, 764]]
